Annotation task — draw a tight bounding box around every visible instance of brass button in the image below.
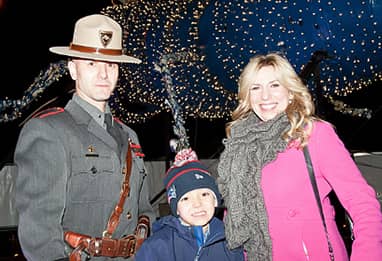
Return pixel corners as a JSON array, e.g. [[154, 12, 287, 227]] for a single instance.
[[90, 166, 97, 174], [288, 209, 297, 217], [126, 212, 132, 219]]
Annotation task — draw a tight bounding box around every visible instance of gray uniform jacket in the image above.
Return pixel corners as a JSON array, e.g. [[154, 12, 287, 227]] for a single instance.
[[14, 97, 156, 260]]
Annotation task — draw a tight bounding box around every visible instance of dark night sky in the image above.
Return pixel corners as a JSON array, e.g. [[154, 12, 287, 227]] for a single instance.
[[0, 1, 110, 97], [0, 1, 112, 165], [0, 0, 227, 165], [0, 1, 381, 167]]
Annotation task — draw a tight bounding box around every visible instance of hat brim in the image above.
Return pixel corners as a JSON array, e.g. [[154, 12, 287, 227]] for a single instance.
[[49, 47, 142, 64]]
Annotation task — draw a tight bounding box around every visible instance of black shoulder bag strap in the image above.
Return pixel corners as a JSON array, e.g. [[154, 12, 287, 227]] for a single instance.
[[303, 146, 335, 261]]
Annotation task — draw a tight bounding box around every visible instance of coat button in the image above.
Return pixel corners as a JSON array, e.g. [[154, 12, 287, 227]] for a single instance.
[[126, 212, 132, 219], [90, 166, 97, 174], [288, 209, 297, 217]]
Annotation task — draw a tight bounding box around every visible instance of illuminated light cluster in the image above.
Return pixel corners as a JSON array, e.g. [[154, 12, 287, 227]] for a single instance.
[[101, 0, 381, 124], [328, 96, 373, 119], [0, 61, 68, 123], [0, 0, 381, 123]]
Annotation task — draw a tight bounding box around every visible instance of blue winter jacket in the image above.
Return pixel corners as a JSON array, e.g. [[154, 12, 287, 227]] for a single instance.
[[135, 215, 244, 261]]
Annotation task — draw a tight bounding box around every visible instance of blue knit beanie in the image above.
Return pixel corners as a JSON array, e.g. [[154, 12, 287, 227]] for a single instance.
[[164, 149, 222, 216]]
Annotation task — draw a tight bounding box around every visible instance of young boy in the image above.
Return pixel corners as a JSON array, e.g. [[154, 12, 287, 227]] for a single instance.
[[135, 149, 244, 260]]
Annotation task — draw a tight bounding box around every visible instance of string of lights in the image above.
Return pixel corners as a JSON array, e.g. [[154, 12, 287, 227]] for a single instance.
[[0, 0, 380, 124], [154, 51, 191, 151], [0, 61, 68, 123]]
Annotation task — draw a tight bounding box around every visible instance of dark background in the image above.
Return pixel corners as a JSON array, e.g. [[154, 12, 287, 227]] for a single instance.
[[0, 0, 230, 166], [0, 0, 113, 166], [0, 1, 379, 259], [0, 0, 381, 168]]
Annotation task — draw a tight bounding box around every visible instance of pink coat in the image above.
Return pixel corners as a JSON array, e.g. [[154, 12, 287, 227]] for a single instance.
[[261, 121, 382, 261]]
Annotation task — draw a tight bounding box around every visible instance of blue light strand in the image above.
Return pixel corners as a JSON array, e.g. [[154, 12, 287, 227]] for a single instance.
[[1, 1, 380, 123], [0, 60, 68, 123], [154, 51, 191, 151]]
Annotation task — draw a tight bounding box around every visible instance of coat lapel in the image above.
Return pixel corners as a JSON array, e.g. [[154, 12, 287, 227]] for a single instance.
[[114, 120, 130, 164], [65, 99, 120, 154], [87, 119, 119, 151]]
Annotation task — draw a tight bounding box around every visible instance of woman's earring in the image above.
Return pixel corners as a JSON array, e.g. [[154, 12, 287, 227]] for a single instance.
[[288, 93, 294, 104]]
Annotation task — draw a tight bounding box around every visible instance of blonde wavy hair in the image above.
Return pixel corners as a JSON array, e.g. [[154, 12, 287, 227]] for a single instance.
[[227, 53, 318, 147]]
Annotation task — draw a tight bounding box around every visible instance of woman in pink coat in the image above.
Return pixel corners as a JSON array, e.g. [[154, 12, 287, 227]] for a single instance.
[[217, 53, 382, 261]]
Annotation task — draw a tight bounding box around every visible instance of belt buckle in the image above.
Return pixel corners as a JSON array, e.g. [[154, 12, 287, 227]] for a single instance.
[[87, 238, 103, 257], [120, 234, 136, 257], [102, 230, 112, 238], [127, 237, 136, 256], [94, 239, 101, 256]]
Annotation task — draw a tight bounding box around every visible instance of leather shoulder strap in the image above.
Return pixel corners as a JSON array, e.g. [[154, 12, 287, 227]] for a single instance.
[[103, 140, 133, 238]]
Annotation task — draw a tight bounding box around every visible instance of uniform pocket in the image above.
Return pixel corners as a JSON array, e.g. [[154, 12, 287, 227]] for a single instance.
[[69, 154, 120, 202]]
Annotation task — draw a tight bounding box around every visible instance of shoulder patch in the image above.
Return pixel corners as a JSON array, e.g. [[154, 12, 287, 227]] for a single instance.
[[33, 107, 65, 119], [114, 117, 123, 124]]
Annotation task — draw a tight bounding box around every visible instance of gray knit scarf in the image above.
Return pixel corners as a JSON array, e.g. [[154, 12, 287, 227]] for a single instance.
[[217, 112, 290, 261]]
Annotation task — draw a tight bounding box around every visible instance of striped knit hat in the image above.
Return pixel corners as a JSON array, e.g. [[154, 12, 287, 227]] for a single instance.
[[164, 148, 222, 216]]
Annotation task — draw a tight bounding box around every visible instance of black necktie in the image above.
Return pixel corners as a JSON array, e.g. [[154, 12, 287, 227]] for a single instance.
[[104, 113, 113, 132], [104, 113, 121, 146]]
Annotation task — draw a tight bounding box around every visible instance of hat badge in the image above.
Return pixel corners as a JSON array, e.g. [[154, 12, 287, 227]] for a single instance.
[[194, 174, 204, 180], [99, 30, 113, 47], [167, 185, 177, 203]]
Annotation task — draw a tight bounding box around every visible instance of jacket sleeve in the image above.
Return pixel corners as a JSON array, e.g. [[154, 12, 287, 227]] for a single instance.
[[310, 121, 382, 261], [134, 239, 155, 261], [134, 233, 167, 261], [127, 130, 157, 231], [14, 118, 69, 260], [138, 163, 157, 229]]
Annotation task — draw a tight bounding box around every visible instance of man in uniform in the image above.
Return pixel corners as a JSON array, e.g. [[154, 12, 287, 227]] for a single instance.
[[14, 14, 155, 260]]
